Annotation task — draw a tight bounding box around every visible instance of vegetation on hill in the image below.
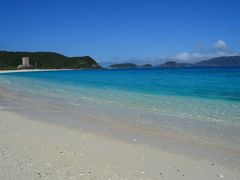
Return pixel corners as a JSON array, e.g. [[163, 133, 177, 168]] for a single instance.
[[0, 51, 101, 70], [140, 64, 152, 68], [160, 61, 191, 68], [109, 63, 138, 68]]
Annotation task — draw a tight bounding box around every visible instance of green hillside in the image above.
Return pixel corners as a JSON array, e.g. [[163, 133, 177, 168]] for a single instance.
[[0, 51, 101, 70]]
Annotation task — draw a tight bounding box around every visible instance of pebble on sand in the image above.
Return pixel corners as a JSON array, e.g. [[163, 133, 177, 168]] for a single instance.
[[217, 174, 224, 178]]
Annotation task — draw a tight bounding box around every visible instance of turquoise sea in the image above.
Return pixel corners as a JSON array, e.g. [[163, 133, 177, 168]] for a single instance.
[[0, 67, 240, 154]]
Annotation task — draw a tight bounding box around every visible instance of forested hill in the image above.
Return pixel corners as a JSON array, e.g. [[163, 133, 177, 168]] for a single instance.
[[0, 51, 101, 69]]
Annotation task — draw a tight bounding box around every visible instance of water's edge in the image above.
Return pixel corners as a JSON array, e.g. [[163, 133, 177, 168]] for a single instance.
[[1, 68, 240, 169], [0, 83, 239, 169]]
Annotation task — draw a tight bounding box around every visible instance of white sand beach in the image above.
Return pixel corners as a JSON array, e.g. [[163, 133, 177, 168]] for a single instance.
[[0, 69, 72, 74], [1, 0, 240, 178], [0, 109, 239, 179]]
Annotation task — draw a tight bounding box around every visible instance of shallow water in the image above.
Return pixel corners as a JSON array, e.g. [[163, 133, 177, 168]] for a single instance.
[[0, 68, 240, 160]]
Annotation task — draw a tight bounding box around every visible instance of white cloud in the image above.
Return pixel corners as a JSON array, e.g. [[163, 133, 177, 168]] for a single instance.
[[105, 40, 238, 65], [213, 40, 227, 50], [173, 40, 239, 63], [174, 51, 238, 63], [175, 52, 204, 62], [175, 52, 190, 62], [192, 53, 205, 59]]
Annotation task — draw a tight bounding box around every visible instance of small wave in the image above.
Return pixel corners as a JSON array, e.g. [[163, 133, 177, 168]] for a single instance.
[[69, 102, 80, 106]]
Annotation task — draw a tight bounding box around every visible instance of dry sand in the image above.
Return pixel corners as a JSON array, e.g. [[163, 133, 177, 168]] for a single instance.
[[0, 110, 239, 179], [0, 69, 72, 74]]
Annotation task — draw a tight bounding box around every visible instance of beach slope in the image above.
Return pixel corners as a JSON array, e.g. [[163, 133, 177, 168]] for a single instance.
[[0, 110, 239, 179]]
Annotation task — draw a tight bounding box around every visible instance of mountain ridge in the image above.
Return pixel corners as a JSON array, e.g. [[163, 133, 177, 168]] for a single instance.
[[160, 56, 240, 68]]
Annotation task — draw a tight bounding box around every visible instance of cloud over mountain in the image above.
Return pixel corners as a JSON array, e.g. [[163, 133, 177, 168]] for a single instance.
[[174, 40, 238, 62], [214, 40, 227, 50]]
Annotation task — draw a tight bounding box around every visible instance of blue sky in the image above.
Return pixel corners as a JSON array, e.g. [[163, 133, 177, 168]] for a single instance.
[[1, 0, 240, 64]]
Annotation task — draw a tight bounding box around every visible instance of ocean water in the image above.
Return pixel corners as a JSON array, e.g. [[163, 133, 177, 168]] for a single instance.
[[0, 68, 240, 152]]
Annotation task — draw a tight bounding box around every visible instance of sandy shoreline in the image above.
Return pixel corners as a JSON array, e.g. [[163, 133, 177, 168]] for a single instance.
[[0, 109, 239, 179], [0, 69, 73, 74]]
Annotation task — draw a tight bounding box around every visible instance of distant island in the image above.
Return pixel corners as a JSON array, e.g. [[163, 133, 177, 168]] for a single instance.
[[194, 56, 240, 67], [109, 63, 138, 68], [160, 56, 240, 68], [109, 63, 152, 68], [160, 61, 191, 68], [108, 56, 240, 69], [140, 64, 153, 68], [0, 51, 102, 70]]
